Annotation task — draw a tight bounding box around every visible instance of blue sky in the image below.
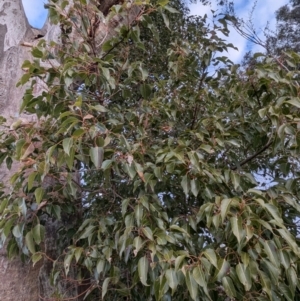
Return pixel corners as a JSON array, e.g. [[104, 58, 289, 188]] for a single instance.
[[22, 0, 289, 62], [189, 0, 289, 61], [22, 0, 48, 28]]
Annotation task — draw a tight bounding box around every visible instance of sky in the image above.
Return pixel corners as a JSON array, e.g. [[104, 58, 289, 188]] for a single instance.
[[22, 0, 48, 28], [21, 0, 289, 63], [189, 0, 289, 62]]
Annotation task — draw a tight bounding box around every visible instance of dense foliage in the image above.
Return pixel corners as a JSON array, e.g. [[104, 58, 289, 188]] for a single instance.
[[1, 0, 300, 300]]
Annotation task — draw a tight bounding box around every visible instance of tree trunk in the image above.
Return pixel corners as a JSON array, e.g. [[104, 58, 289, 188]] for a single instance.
[[0, 0, 139, 300]]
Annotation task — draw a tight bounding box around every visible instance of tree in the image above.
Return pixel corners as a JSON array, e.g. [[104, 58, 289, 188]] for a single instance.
[[235, 0, 300, 67], [1, 0, 300, 300], [0, 0, 143, 299], [0, 1, 49, 300], [266, 0, 300, 55]]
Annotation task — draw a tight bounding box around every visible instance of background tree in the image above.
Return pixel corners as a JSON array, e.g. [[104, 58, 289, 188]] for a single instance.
[[266, 0, 300, 55], [2, 0, 300, 301]]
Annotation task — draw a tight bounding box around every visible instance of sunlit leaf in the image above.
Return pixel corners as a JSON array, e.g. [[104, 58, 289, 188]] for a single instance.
[[203, 249, 218, 268], [230, 216, 244, 244]]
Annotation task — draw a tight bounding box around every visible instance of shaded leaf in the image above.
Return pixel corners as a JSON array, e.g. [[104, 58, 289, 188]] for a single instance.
[[222, 276, 236, 298], [90, 147, 104, 169], [138, 256, 149, 286]]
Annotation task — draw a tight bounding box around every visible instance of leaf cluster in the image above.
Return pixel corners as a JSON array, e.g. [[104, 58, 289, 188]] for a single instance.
[[1, 0, 300, 300]]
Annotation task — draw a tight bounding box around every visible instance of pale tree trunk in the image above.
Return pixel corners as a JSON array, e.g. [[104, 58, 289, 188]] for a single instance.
[[0, 0, 139, 300], [0, 1, 42, 300]]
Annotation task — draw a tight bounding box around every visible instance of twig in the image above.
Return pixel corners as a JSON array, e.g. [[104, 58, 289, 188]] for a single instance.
[[231, 139, 273, 170]]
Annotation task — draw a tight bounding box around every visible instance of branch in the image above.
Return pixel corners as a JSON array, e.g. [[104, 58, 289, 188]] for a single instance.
[[231, 139, 273, 170]]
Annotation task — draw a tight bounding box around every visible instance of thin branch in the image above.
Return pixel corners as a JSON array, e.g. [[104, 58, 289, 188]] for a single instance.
[[231, 139, 273, 170]]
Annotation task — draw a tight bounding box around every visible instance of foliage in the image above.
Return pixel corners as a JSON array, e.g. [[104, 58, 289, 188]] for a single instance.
[[1, 0, 300, 300], [266, 0, 300, 55], [236, 0, 300, 70]]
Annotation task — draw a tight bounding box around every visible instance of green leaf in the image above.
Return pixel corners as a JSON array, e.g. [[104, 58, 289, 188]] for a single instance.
[[203, 249, 218, 268], [122, 199, 130, 217], [32, 224, 44, 244], [230, 172, 240, 190], [52, 205, 61, 220], [259, 270, 271, 298], [287, 267, 298, 292], [170, 224, 190, 237], [216, 259, 230, 282], [20, 143, 35, 161], [164, 5, 179, 13], [190, 179, 200, 197], [62, 137, 73, 156], [222, 276, 236, 298], [173, 255, 185, 271], [74, 247, 83, 263], [230, 215, 244, 243], [264, 204, 283, 225], [134, 204, 143, 227], [286, 97, 300, 108], [277, 229, 300, 255], [12, 224, 23, 238], [18, 73, 31, 86], [102, 159, 113, 170], [0, 198, 9, 214], [157, 0, 169, 6], [142, 227, 153, 241], [34, 187, 44, 204], [278, 249, 290, 269], [192, 266, 207, 288], [97, 259, 106, 274], [138, 64, 148, 81], [140, 83, 152, 99], [220, 198, 231, 222], [161, 12, 170, 29], [138, 256, 149, 286], [261, 259, 280, 284], [25, 231, 35, 254], [263, 240, 279, 267], [185, 270, 199, 301], [32, 252, 43, 266], [64, 253, 73, 276], [181, 175, 190, 195], [133, 236, 144, 253], [101, 67, 111, 81], [79, 225, 96, 240], [32, 48, 43, 58], [236, 263, 252, 291], [72, 128, 85, 138], [93, 104, 108, 112], [46, 145, 56, 164], [90, 147, 104, 169], [165, 269, 178, 290], [3, 218, 15, 237], [279, 283, 294, 301], [28, 171, 38, 191], [125, 213, 134, 228], [102, 277, 110, 299]]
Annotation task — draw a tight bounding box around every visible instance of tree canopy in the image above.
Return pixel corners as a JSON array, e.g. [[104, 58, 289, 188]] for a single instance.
[[266, 0, 300, 55], [1, 0, 300, 300]]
